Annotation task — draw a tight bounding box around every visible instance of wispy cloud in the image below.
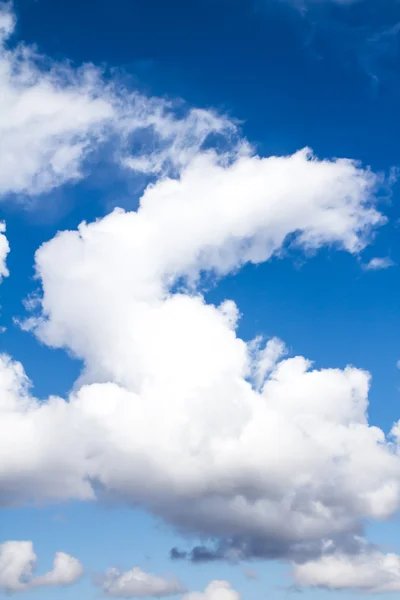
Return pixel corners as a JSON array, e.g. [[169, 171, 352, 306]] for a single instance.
[[362, 257, 395, 271], [0, 3, 241, 201], [278, 0, 400, 85]]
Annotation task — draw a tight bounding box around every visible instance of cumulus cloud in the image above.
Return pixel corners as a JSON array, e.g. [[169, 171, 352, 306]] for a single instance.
[[32, 551, 84, 588], [0, 541, 35, 593], [0, 139, 395, 571], [100, 566, 185, 598], [0, 0, 397, 572], [363, 257, 394, 271], [0, 3, 238, 198], [181, 581, 240, 600], [0, 540, 83, 593], [294, 548, 400, 593]]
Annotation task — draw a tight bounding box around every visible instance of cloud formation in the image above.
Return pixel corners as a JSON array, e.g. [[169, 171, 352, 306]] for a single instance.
[[0, 3, 237, 199], [294, 548, 400, 593], [181, 581, 240, 600], [0, 221, 9, 282], [0, 139, 395, 572], [0, 540, 83, 593], [101, 566, 185, 598], [363, 257, 394, 271], [0, 0, 398, 584]]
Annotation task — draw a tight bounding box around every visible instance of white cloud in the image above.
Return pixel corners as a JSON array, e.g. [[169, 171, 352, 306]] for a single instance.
[[122, 107, 241, 176], [363, 257, 394, 271], [0, 2, 14, 41], [181, 581, 240, 600], [0, 142, 394, 566], [0, 221, 9, 282], [32, 551, 84, 588], [0, 540, 82, 593], [293, 549, 400, 593], [101, 566, 185, 598], [0, 541, 34, 592], [0, 222, 10, 332], [0, 1, 396, 571], [20, 148, 383, 400], [0, 3, 238, 198]]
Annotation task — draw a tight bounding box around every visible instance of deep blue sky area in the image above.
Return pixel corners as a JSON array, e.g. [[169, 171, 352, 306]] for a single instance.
[[2, 1, 400, 599], [13, 0, 400, 166]]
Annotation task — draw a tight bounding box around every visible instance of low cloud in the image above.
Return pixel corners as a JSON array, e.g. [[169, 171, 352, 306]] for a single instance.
[[0, 137, 393, 568], [0, 541, 83, 593], [181, 581, 240, 600], [101, 566, 185, 598], [0, 3, 398, 600], [294, 548, 400, 593], [0, 0, 397, 583]]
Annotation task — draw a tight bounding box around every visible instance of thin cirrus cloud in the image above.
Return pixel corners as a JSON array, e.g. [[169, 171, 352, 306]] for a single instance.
[[0, 540, 83, 593], [281, 0, 398, 87], [0, 1, 399, 595], [283, 0, 362, 8]]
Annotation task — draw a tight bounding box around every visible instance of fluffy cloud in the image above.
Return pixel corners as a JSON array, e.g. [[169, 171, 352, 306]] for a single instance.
[[181, 581, 240, 600], [0, 541, 35, 593], [0, 1, 397, 569], [32, 551, 84, 588], [20, 148, 383, 393], [0, 540, 83, 593], [0, 143, 396, 569], [0, 221, 9, 282], [101, 566, 185, 597], [1, 2, 398, 594], [0, 4, 236, 198], [294, 548, 400, 593]]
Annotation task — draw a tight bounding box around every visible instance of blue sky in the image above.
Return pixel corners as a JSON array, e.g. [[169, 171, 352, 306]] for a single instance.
[[2, 0, 400, 599]]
